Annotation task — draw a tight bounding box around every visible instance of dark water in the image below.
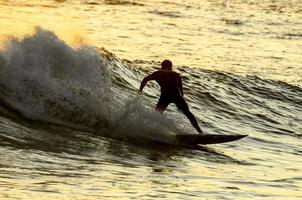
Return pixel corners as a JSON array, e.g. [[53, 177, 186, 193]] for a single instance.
[[0, 28, 301, 199]]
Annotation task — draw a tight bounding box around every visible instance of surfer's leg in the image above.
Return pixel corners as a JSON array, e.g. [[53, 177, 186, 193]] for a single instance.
[[176, 97, 203, 134], [155, 96, 169, 113]]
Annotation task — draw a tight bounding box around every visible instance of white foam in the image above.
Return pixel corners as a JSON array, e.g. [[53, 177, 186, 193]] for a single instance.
[[0, 26, 111, 127], [0, 26, 181, 143], [109, 96, 181, 143]]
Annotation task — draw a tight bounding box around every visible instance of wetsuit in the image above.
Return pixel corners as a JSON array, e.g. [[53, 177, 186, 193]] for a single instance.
[[139, 70, 202, 133]]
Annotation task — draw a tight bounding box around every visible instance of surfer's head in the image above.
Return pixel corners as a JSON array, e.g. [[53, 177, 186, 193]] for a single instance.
[[161, 59, 172, 71]]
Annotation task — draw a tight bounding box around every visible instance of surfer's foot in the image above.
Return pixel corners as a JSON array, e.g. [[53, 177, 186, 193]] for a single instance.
[[197, 129, 203, 134]]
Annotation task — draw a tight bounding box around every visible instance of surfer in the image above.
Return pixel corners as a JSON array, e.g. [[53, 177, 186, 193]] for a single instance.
[[138, 59, 203, 134]]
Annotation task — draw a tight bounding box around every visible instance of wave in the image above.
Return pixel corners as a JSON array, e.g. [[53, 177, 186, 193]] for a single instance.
[[0, 27, 181, 144], [0, 27, 301, 146], [0, 27, 112, 127]]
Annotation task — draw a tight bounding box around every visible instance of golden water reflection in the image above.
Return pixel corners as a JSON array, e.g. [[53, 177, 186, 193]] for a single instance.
[[0, 0, 301, 85]]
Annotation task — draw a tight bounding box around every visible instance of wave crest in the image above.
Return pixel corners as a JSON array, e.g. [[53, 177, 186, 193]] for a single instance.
[[0, 26, 111, 127]]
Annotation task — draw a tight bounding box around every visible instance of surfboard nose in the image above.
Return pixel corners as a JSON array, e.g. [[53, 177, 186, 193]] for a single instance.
[[175, 134, 248, 145]]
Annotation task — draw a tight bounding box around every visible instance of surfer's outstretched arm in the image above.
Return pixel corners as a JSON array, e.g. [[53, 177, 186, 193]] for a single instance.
[[138, 73, 156, 93], [138, 77, 149, 93]]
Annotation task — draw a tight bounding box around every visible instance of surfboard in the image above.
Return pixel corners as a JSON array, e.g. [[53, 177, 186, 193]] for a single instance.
[[175, 134, 247, 145]]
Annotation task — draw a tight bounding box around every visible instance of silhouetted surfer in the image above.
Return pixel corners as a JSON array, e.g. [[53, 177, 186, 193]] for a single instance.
[[138, 60, 203, 134]]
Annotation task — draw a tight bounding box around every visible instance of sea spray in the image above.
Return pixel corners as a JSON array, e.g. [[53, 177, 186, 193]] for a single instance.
[[0, 27, 180, 142], [109, 95, 181, 143], [0, 26, 112, 127]]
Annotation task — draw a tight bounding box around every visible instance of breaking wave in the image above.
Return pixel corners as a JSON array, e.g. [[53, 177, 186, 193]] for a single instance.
[[0, 27, 301, 146]]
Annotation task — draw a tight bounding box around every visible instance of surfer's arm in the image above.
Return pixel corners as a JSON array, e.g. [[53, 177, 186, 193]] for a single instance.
[[138, 73, 156, 93]]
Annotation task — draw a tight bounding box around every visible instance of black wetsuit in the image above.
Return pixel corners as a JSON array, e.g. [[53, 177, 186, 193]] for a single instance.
[[147, 70, 186, 111], [139, 70, 202, 133]]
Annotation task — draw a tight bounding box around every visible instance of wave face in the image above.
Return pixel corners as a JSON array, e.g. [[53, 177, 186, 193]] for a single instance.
[[0, 27, 182, 144], [1, 27, 302, 142], [1, 27, 302, 144]]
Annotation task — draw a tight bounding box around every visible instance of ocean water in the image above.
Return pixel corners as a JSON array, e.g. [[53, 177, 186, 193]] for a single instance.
[[0, 0, 302, 199]]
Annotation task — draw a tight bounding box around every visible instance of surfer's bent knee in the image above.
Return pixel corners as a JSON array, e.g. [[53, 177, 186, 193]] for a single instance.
[[155, 106, 165, 113]]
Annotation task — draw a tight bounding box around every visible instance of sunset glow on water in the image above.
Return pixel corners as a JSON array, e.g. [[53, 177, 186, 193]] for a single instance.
[[0, 0, 301, 199]]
